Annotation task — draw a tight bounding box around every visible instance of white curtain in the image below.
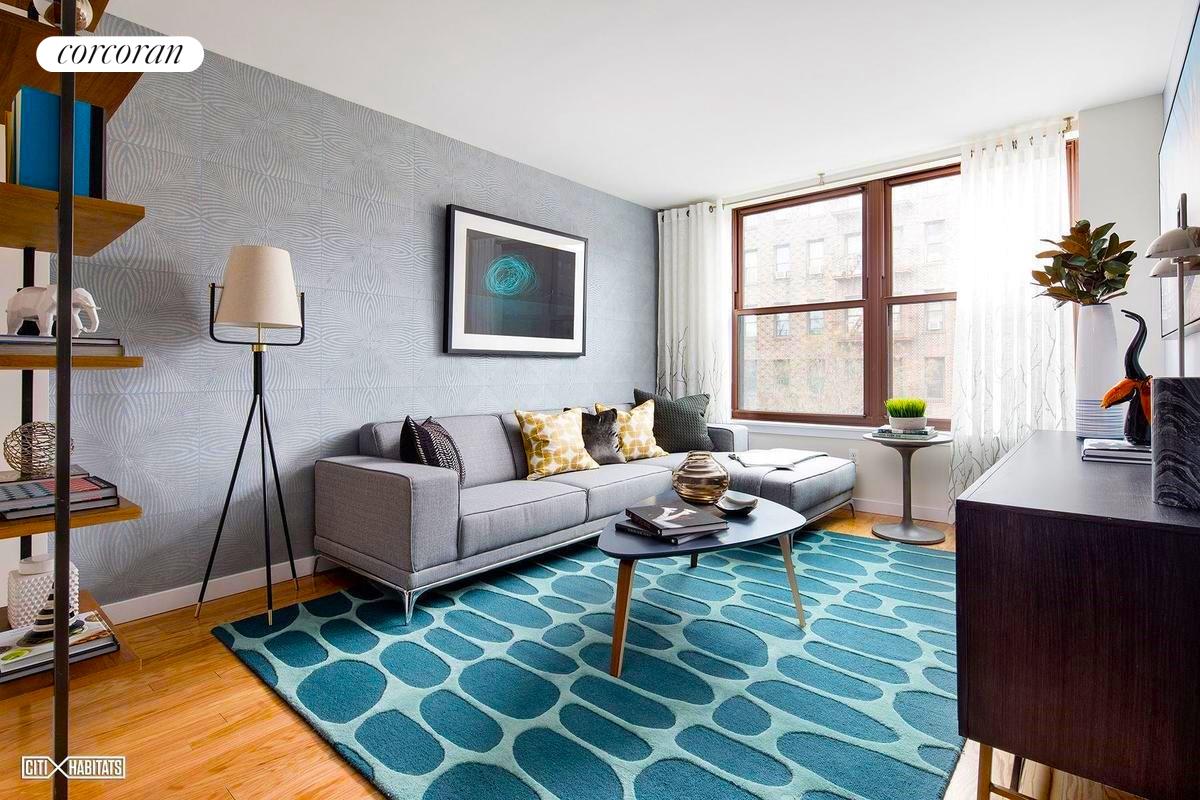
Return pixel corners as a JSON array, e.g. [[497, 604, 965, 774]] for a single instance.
[[658, 201, 732, 420], [949, 125, 1075, 500]]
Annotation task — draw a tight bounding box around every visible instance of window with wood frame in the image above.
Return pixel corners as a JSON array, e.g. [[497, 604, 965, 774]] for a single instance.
[[733, 164, 960, 427]]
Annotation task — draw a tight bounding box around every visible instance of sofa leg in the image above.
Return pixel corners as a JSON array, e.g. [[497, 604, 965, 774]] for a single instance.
[[399, 587, 427, 626], [847, 501, 856, 519]]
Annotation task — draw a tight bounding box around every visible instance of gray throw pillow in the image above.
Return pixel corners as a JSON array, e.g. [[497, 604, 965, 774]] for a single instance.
[[566, 407, 625, 465], [633, 388, 714, 453]]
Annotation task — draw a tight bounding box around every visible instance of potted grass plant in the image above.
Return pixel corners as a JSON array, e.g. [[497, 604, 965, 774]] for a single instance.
[[885, 397, 927, 432]]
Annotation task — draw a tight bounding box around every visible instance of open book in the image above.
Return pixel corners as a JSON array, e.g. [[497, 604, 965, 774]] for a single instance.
[[729, 449, 827, 469]]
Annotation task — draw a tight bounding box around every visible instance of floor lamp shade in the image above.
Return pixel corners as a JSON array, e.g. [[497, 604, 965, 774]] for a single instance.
[[216, 245, 302, 328]]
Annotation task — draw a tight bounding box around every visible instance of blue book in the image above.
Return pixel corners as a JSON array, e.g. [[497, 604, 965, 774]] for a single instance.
[[13, 86, 94, 196]]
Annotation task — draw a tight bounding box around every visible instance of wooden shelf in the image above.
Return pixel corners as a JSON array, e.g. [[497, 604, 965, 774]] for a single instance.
[[0, 590, 139, 701], [0, 496, 141, 540], [0, 353, 143, 370], [0, 1, 110, 32], [0, 10, 138, 118], [0, 353, 142, 370], [0, 182, 144, 256]]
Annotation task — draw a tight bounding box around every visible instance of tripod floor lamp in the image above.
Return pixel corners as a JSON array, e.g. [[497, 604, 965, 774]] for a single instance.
[[196, 245, 306, 624]]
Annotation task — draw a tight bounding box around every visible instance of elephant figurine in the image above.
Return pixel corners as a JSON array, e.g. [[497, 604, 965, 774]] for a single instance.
[[5, 286, 101, 338]]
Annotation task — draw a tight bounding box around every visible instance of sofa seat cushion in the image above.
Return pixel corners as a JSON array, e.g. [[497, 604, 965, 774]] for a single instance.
[[459, 480, 587, 558], [543, 463, 673, 521], [638, 452, 692, 471], [726, 455, 856, 516]]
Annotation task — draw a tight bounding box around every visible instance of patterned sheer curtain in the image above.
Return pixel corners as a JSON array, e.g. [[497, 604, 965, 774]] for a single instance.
[[949, 125, 1075, 500], [657, 202, 732, 420]]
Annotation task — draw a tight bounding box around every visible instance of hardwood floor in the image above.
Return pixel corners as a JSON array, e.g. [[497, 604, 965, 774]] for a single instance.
[[0, 509, 1118, 799]]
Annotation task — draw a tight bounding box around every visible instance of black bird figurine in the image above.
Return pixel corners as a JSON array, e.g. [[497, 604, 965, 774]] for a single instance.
[[1100, 310, 1152, 446]]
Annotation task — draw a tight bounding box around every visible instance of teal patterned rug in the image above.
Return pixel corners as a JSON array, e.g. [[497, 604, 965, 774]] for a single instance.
[[214, 530, 962, 800]]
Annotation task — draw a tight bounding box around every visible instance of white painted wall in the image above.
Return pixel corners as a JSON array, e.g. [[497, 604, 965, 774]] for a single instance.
[[0, 120, 51, 607], [1078, 95, 1167, 377], [743, 424, 953, 523]]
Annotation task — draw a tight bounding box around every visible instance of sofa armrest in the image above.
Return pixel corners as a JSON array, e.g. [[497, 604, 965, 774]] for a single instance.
[[314, 456, 460, 574], [708, 423, 749, 452]]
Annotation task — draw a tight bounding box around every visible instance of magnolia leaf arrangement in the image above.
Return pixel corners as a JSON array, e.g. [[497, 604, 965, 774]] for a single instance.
[[1031, 220, 1136, 307]]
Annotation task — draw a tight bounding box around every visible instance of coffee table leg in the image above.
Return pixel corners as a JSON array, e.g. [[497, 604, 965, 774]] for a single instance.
[[778, 534, 806, 627], [689, 553, 698, 569], [609, 559, 636, 677]]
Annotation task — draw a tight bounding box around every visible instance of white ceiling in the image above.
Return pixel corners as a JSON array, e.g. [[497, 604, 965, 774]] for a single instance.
[[110, 0, 1192, 208]]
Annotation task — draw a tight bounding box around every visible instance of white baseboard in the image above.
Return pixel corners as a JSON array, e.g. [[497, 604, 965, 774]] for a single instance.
[[103, 556, 317, 625], [851, 497, 951, 524]]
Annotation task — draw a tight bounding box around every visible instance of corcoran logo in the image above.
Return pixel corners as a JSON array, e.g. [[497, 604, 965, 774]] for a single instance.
[[21, 755, 126, 780], [36, 35, 204, 73]]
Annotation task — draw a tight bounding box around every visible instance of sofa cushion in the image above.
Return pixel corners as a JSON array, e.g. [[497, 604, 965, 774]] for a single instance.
[[638, 452, 691, 471], [727, 455, 856, 516], [596, 400, 668, 461], [459, 480, 587, 558], [431, 415, 517, 489], [634, 388, 714, 452], [572, 407, 625, 466], [543, 463, 673, 520], [401, 416, 466, 485], [514, 408, 600, 480]]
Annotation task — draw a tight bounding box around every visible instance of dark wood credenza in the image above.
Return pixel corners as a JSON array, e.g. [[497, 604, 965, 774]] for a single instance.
[[956, 430, 1200, 800]]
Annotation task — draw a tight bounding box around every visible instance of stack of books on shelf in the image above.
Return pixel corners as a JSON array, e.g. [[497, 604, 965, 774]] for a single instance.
[[0, 611, 117, 684], [0, 334, 124, 357], [0, 465, 119, 520], [1081, 438, 1152, 465], [873, 425, 937, 440], [617, 502, 728, 545]]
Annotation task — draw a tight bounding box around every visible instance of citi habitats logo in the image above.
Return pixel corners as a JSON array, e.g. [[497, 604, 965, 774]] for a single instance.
[[22, 755, 125, 781], [36, 33, 203, 73]]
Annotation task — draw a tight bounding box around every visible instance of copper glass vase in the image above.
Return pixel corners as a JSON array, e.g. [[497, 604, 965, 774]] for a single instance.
[[671, 451, 730, 504]]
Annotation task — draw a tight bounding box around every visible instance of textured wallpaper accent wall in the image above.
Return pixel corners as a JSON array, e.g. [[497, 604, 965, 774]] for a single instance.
[[53, 17, 658, 605]]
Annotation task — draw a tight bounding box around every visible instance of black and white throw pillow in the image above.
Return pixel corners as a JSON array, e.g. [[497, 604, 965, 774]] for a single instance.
[[633, 388, 714, 452], [400, 416, 466, 486], [566, 407, 625, 465]]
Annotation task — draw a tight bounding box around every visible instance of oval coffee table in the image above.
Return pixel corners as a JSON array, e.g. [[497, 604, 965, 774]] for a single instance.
[[597, 491, 807, 677]]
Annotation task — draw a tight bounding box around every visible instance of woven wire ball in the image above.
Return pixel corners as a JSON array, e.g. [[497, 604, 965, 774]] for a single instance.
[[3, 422, 72, 477]]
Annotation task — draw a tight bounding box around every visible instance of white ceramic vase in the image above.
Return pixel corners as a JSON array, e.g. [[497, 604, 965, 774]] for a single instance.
[[888, 416, 927, 432], [1075, 304, 1125, 439]]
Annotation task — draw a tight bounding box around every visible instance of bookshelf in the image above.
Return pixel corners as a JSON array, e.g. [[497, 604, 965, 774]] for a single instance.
[[0, 497, 141, 540], [0, 353, 143, 370], [0, 10, 138, 117], [0, 590, 139, 702], [2, 3, 144, 796], [0, 182, 145, 255]]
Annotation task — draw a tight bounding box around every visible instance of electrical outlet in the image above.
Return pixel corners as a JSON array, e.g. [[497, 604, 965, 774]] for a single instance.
[[847, 448, 858, 463]]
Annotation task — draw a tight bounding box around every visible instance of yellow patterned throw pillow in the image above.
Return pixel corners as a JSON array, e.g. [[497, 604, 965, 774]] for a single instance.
[[596, 400, 669, 461], [514, 408, 600, 480]]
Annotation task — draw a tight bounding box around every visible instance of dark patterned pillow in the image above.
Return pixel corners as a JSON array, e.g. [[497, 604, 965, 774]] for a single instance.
[[399, 416, 466, 485], [633, 388, 714, 452], [566, 407, 625, 465]]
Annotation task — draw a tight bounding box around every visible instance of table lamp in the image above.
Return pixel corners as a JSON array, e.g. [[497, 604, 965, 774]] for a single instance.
[[1145, 193, 1200, 510], [196, 245, 306, 623]]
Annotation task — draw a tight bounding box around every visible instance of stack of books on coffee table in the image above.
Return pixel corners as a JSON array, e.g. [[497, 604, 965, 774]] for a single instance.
[[617, 502, 728, 545], [0, 465, 119, 520]]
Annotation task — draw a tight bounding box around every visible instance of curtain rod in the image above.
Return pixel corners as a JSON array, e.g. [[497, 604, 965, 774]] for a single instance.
[[721, 115, 1077, 211]]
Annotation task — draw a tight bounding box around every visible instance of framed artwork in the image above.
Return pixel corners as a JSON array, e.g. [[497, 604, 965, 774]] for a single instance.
[[444, 205, 587, 356], [1160, 4, 1200, 338]]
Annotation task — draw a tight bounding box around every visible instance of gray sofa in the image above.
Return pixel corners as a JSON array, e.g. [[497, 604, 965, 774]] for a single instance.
[[314, 406, 855, 622]]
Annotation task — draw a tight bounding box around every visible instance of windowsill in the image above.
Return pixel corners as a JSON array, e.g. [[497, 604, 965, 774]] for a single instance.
[[732, 418, 878, 440]]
